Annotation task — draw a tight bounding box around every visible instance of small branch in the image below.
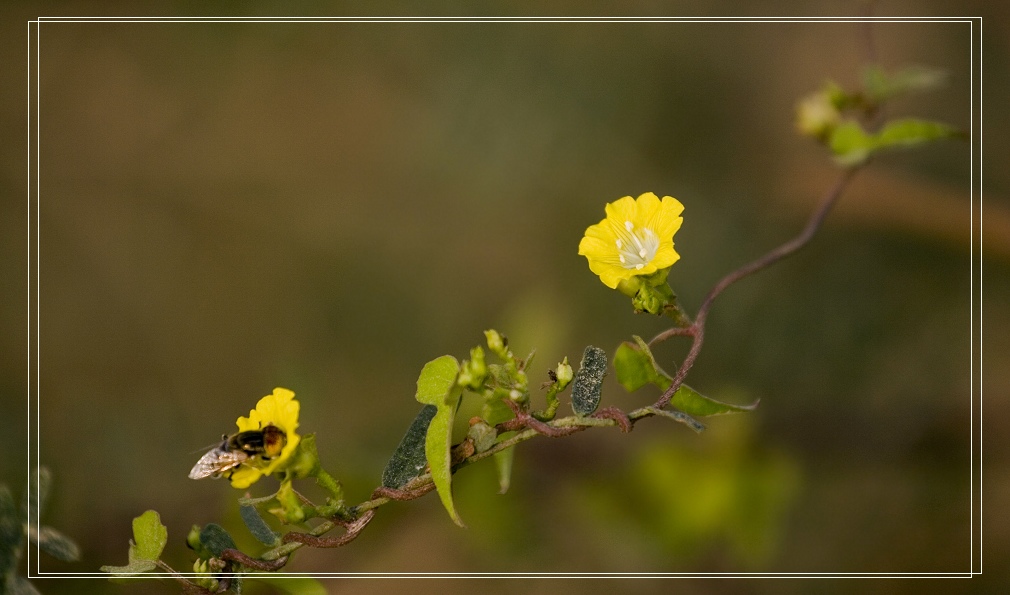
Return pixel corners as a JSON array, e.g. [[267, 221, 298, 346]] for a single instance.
[[220, 549, 288, 571], [654, 167, 859, 409], [281, 510, 375, 548]]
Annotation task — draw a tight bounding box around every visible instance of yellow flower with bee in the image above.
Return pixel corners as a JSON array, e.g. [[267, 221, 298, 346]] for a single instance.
[[188, 387, 301, 489]]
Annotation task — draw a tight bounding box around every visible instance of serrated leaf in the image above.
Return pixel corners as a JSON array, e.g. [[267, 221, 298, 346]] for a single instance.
[[249, 575, 328, 595], [381, 405, 437, 489], [32, 526, 80, 562], [130, 510, 167, 562], [239, 505, 280, 547], [199, 523, 237, 557], [21, 467, 51, 525], [414, 356, 464, 526], [5, 575, 41, 595], [571, 346, 607, 416]]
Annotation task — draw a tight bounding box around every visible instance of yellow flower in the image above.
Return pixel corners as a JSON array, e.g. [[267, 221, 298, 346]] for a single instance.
[[229, 387, 301, 489], [578, 192, 684, 289]]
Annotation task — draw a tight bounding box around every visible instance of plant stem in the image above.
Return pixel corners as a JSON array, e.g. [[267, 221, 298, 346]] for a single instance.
[[653, 167, 859, 409]]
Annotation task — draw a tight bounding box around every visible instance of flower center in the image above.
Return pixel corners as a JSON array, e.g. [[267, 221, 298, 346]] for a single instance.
[[615, 220, 659, 270]]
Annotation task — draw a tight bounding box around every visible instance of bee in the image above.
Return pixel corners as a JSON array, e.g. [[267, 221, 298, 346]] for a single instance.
[[188, 424, 287, 480]]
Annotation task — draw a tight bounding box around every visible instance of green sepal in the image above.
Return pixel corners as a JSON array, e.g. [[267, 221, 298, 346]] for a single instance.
[[198, 523, 237, 557], [414, 355, 465, 526], [571, 346, 607, 416], [239, 504, 281, 547], [269, 481, 306, 525], [285, 433, 322, 481], [381, 405, 438, 489], [614, 337, 758, 416]]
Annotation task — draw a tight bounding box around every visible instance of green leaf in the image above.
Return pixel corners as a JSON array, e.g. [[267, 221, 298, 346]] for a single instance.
[[414, 356, 465, 526], [670, 384, 759, 417], [571, 346, 607, 416], [21, 467, 51, 525], [99, 558, 157, 575], [829, 121, 876, 166], [239, 505, 280, 547], [249, 575, 328, 595], [101, 510, 167, 576], [130, 510, 167, 562], [614, 340, 664, 392], [31, 526, 80, 562], [613, 338, 757, 417], [199, 523, 237, 557], [381, 405, 437, 489], [874, 118, 962, 149]]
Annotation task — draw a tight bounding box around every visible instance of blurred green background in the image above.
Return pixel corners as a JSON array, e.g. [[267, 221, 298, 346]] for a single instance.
[[2, 2, 1006, 594]]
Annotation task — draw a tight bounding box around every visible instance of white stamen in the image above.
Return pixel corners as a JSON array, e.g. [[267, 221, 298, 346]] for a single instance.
[[613, 220, 661, 271]]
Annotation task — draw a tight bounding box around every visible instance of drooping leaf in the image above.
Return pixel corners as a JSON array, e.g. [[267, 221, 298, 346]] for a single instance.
[[381, 405, 437, 489], [414, 355, 464, 526], [130, 510, 167, 562], [571, 346, 607, 416], [670, 384, 759, 417], [31, 526, 80, 562], [613, 338, 757, 416], [493, 446, 516, 494], [199, 523, 237, 557], [239, 505, 280, 547]]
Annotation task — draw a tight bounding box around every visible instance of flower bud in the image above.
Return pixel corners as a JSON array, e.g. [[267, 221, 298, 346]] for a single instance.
[[484, 329, 508, 358], [554, 358, 573, 390]]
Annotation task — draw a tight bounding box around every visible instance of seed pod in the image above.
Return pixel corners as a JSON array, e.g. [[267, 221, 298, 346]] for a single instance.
[[571, 346, 607, 416]]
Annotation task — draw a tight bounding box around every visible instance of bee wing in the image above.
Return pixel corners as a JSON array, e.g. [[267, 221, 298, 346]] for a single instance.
[[189, 448, 249, 480]]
